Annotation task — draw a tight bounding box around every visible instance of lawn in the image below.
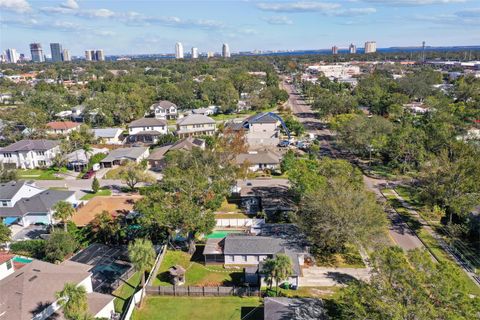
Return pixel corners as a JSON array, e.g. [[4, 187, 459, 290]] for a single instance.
[[270, 286, 340, 299], [18, 168, 64, 180], [132, 296, 263, 320], [112, 271, 142, 313], [80, 188, 112, 200], [153, 248, 243, 287], [105, 166, 124, 179], [315, 244, 365, 268], [217, 199, 244, 214]]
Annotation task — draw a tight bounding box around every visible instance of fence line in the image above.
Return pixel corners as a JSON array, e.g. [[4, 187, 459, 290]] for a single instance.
[[145, 285, 261, 297]]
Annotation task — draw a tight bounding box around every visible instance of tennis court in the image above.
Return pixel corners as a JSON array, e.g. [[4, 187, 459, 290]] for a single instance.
[[69, 243, 133, 293]]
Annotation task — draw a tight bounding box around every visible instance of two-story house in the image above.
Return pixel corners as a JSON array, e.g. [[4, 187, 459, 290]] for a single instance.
[[150, 100, 178, 120], [175, 114, 216, 138], [227, 113, 282, 147], [0, 139, 61, 169], [46, 121, 81, 135], [127, 118, 167, 144], [0, 180, 43, 209]]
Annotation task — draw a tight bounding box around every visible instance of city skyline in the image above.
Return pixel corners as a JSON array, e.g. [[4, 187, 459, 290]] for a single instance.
[[1, 0, 478, 56]]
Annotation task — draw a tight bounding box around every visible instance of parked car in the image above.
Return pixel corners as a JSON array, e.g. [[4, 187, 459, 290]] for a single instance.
[[82, 169, 95, 179], [278, 140, 290, 147]]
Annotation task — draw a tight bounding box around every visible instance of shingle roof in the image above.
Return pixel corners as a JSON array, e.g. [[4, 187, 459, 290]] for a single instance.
[[0, 140, 60, 152], [151, 100, 176, 110], [129, 118, 167, 127], [0, 189, 75, 217], [92, 128, 123, 138], [235, 150, 281, 165], [0, 259, 91, 320], [101, 147, 148, 163], [46, 121, 81, 130], [177, 114, 215, 126], [245, 112, 279, 124], [148, 138, 205, 161], [0, 180, 27, 200], [224, 235, 284, 255]]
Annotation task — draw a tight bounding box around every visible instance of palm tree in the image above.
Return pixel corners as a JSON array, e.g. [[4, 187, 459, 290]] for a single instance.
[[262, 254, 293, 295], [128, 238, 156, 308], [53, 200, 75, 231], [55, 283, 88, 320]]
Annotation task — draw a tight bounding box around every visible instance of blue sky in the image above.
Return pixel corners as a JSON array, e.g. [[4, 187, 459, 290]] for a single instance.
[[0, 0, 478, 56]]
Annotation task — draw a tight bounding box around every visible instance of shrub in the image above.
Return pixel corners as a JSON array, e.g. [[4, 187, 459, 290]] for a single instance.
[[10, 239, 46, 259], [45, 231, 79, 263]]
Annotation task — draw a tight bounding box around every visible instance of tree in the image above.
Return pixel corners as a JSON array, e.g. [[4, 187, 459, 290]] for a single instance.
[[45, 231, 79, 263], [118, 161, 156, 190], [0, 162, 17, 182], [128, 238, 156, 308], [89, 211, 120, 244], [56, 283, 89, 320], [337, 247, 480, 320], [53, 200, 76, 231], [262, 254, 293, 295], [91, 177, 100, 194], [0, 222, 12, 244]]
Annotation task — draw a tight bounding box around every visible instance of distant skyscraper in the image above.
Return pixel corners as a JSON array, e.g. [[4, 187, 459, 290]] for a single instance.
[[6, 48, 19, 63], [191, 47, 199, 59], [175, 42, 184, 59], [96, 49, 105, 61], [364, 41, 377, 54], [62, 49, 71, 62], [50, 43, 63, 62], [30, 43, 45, 62], [207, 51, 214, 58], [332, 46, 338, 55], [85, 50, 92, 61], [349, 43, 356, 54], [222, 43, 230, 58]]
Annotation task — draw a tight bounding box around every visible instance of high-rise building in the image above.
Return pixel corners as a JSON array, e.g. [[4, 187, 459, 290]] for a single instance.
[[30, 43, 45, 62], [222, 43, 230, 58], [207, 51, 214, 58], [96, 49, 105, 61], [85, 50, 92, 61], [364, 41, 377, 54], [6, 48, 19, 63], [191, 47, 199, 59], [175, 42, 184, 59], [332, 46, 338, 55], [349, 43, 356, 54], [62, 49, 71, 62], [50, 43, 63, 62]]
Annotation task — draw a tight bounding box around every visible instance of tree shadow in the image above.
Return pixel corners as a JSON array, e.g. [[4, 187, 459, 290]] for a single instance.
[[30, 301, 61, 319], [325, 272, 359, 285]]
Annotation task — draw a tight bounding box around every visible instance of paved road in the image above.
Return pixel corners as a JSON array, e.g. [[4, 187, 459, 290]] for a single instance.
[[282, 79, 425, 251]]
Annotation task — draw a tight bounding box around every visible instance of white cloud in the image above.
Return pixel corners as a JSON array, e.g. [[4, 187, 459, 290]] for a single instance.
[[257, 1, 340, 13], [0, 0, 31, 13], [262, 16, 293, 24], [94, 30, 116, 36], [60, 0, 79, 10], [361, 0, 465, 5], [334, 7, 377, 16], [79, 8, 115, 18]]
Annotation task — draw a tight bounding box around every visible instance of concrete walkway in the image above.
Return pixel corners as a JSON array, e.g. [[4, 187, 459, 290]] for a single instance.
[[299, 266, 370, 287]]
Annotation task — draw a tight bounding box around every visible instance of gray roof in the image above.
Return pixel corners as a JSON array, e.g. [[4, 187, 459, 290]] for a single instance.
[[0, 180, 27, 200], [177, 114, 215, 126], [151, 100, 176, 110], [92, 127, 123, 138], [236, 150, 281, 165], [224, 235, 285, 255], [101, 147, 148, 163], [0, 189, 75, 217], [129, 118, 167, 128], [245, 112, 279, 124], [0, 139, 60, 153], [264, 298, 327, 320], [148, 138, 205, 160]]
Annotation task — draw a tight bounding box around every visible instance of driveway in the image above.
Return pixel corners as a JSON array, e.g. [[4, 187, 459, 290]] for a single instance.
[[11, 224, 49, 241], [299, 266, 371, 287]]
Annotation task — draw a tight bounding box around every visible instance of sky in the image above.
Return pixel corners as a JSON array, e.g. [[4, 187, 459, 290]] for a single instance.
[[0, 0, 479, 56]]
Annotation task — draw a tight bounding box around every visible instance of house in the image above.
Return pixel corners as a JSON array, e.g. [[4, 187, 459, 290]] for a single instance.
[[55, 105, 86, 122], [148, 137, 205, 171], [176, 114, 216, 138], [204, 224, 309, 288], [403, 102, 430, 114], [91, 127, 124, 145], [100, 147, 149, 168], [264, 298, 327, 320], [46, 121, 81, 135], [0, 139, 61, 169], [66, 147, 109, 172], [0, 180, 43, 209], [0, 259, 115, 320], [192, 106, 219, 116], [235, 149, 282, 172], [0, 253, 15, 281], [227, 112, 283, 147], [127, 118, 167, 144], [149, 100, 178, 120], [0, 189, 77, 227]]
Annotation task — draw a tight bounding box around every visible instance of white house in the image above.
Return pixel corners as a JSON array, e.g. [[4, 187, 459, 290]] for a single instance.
[[92, 127, 124, 145], [228, 113, 282, 147], [46, 121, 81, 135], [176, 114, 216, 138], [0, 254, 15, 281], [0, 259, 116, 320], [100, 147, 150, 168], [128, 118, 167, 144], [192, 106, 219, 116], [235, 150, 282, 172], [0, 139, 61, 169], [0, 180, 43, 208], [149, 100, 178, 120]]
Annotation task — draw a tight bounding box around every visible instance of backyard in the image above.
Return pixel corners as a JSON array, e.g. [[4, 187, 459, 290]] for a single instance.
[[132, 296, 263, 320], [112, 271, 141, 313], [153, 247, 243, 287]]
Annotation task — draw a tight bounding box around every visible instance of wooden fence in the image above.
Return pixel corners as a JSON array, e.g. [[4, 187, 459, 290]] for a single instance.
[[145, 285, 261, 297]]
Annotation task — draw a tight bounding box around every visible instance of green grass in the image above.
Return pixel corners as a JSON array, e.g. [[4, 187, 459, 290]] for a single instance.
[[272, 286, 340, 298], [105, 166, 123, 179], [217, 199, 243, 213], [215, 213, 250, 219], [80, 188, 112, 200], [153, 248, 243, 287], [18, 168, 64, 180], [113, 271, 142, 313], [315, 244, 365, 268], [133, 296, 263, 320]]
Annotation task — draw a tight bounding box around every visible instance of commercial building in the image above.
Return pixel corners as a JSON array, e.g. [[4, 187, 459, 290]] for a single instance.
[[349, 43, 356, 54], [5, 49, 18, 63], [331, 46, 338, 55], [175, 42, 184, 59], [85, 50, 93, 61], [191, 47, 199, 59], [306, 64, 361, 79], [30, 43, 45, 62], [364, 41, 377, 53], [50, 43, 63, 62], [222, 43, 231, 58], [96, 49, 105, 61], [62, 49, 71, 61]]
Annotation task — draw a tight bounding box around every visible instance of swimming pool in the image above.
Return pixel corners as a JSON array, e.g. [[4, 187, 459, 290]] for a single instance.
[[13, 256, 33, 264], [205, 230, 244, 239]]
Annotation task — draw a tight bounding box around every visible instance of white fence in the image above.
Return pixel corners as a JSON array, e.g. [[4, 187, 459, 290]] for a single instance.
[[215, 218, 265, 228]]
